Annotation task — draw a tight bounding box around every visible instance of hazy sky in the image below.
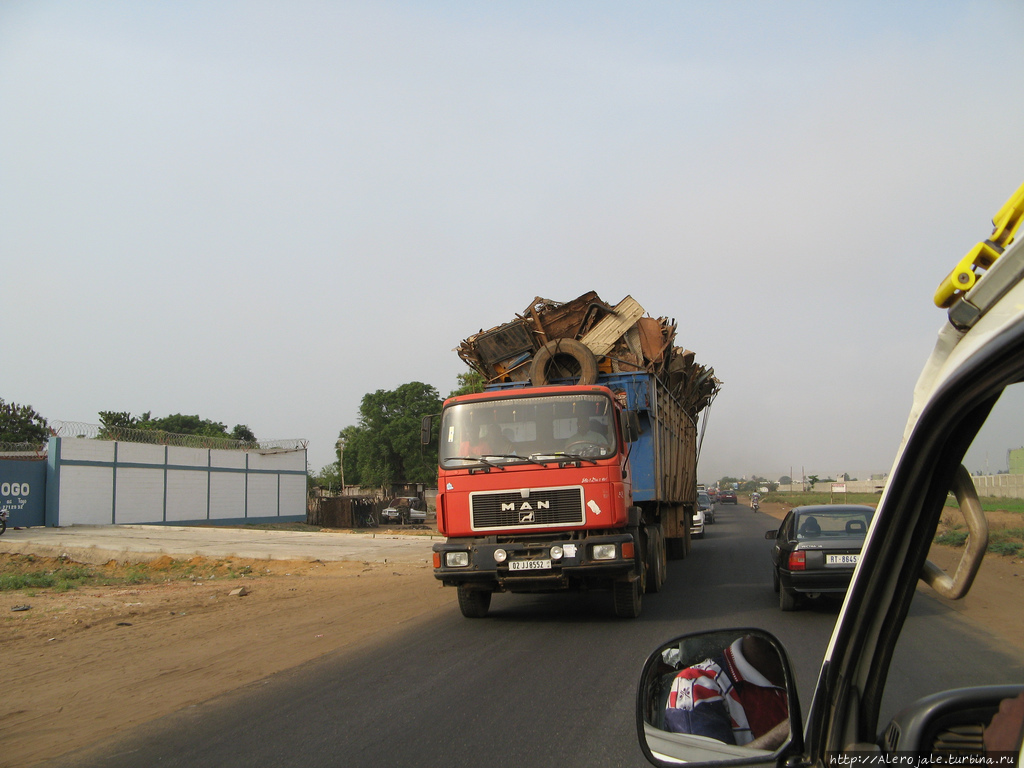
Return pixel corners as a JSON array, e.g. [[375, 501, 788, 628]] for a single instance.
[[3, 1, 1024, 484]]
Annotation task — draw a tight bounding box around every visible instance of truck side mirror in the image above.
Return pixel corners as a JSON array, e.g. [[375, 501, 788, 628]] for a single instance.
[[421, 415, 433, 445], [621, 411, 641, 443]]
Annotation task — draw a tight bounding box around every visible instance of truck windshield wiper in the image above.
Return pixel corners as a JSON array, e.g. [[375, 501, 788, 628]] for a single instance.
[[445, 456, 505, 470], [479, 453, 550, 467], [531, 452, 599, 466]]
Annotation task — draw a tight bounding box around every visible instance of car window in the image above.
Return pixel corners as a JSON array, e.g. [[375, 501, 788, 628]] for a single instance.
[[878, 381, 1024, 728], [794, 510, 871, 539]]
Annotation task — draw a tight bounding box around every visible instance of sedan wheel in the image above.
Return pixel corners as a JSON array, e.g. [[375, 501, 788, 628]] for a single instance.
[[779, 586, 798, 611]]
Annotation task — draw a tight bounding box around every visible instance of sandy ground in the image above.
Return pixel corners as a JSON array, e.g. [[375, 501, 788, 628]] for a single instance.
[[0, 554, 452, 768], [1, 508, 1022, 767]]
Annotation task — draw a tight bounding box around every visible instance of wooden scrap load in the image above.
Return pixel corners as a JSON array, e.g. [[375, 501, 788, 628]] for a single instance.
[[455, 292, 721, 415]]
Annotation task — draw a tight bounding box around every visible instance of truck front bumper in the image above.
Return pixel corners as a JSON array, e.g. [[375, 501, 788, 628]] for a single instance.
[[432, 533, 638, 592]]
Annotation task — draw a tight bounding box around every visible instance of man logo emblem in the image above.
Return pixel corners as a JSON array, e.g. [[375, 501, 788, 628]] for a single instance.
[[519, 509, 535, 524]]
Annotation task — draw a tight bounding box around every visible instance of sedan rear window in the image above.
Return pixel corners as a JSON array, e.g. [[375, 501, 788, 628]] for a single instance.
[[796, 511, 872, 539]]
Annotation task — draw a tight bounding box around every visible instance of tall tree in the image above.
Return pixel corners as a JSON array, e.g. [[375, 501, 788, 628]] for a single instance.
[[340, 382, 442, 488], [0, 400, 50, 444]]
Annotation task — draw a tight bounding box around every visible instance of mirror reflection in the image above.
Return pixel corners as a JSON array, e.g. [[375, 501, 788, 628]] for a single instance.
[[639, 629, 793, 765]]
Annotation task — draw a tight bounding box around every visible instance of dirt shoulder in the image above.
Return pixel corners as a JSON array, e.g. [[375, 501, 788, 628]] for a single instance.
[[0, 553, 450, 768], [2, 511, 1022, 767]]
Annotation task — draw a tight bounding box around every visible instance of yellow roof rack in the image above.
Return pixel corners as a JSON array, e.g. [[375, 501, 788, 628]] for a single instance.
[[934, 181, 1024, 308]]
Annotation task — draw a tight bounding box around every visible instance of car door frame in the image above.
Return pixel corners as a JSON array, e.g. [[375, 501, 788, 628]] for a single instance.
[[800, 314, 1024, 760]]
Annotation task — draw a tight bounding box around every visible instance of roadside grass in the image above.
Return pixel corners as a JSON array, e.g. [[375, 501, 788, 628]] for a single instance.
[[759, 492, 1024, 557], [0, 554, 262, 594]]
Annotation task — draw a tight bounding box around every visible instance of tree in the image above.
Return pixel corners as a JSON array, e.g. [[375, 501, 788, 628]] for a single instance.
[[0, 400, 50, 444], [807, 474, 820, 491], [230, 424, 257, 443], [450, 371, 485, 397], [339, 382, 442, 488], [97, 411, 258, 443]]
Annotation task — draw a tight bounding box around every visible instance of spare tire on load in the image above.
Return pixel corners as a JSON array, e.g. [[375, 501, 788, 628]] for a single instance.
[[530, 339, 599, 386]]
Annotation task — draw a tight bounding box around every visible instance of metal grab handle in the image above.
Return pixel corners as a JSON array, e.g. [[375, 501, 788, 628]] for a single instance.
[[921, 464, 989, 599]]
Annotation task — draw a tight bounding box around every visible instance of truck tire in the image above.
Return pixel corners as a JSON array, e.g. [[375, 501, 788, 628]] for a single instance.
[[457, 585, 491, 618], [530, 339, 599, 386], [613, 578, 642, 618], [645, 525, 666, 594]]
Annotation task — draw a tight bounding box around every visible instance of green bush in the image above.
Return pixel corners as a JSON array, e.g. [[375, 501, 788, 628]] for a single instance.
[[989, 540, 1023, 557], [934, 530, 969, 547]]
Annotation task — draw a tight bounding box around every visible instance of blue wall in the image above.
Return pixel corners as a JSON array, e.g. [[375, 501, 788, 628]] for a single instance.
[[0, 459, 47, 527]]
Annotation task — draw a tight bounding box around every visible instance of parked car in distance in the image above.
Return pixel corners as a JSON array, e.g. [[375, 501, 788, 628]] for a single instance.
[[381, 497, 427, 525], [766, 504, 874, 611], [690, 506, 705, 539], [697, 492, 714, 524], [718, 490, 737, 504]]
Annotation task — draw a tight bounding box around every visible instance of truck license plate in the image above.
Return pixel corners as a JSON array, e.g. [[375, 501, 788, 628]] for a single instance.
[[827, 554, 859, 565], [509, 559, 551, 571]]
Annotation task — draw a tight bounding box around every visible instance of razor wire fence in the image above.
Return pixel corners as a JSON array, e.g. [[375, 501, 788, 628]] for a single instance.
[[50, 421, 307, 453], [0, 441, 48, 459]]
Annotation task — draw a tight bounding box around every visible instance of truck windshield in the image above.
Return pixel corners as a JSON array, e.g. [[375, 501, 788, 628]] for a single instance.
[[439, 393, 618, 468]]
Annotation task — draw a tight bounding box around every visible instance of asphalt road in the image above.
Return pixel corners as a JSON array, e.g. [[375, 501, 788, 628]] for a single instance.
[[57, 504, 1024, 768]]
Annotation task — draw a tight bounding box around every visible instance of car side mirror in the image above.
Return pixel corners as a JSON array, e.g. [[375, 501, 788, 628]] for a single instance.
[[765, 530, 778, 539], [620, 411, 641, 443], [636, 629, 802, 767], [420, 415, 434, 445]]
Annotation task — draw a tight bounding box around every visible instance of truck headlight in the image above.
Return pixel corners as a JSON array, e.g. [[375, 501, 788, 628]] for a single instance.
[[549, 545, 563, 560], [493, 548, 507, 563], [445, 551, 470, 567], [593, 543, 616, 561]]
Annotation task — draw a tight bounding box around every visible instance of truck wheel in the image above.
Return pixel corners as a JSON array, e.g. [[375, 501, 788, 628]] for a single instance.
[[646, 526, 665, 594], [613, 578, 642, 618], [530, 339, 599, 386], [457, 585, 491, 618]]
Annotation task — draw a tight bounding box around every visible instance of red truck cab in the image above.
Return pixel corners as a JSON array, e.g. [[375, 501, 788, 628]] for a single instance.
[[431, 383, 648, 618]]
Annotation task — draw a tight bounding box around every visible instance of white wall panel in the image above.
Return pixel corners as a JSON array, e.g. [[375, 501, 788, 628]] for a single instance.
[[166, 470, 209, 521], [59, 466, 113, 525], [118, 443, 166, 465], [247, 474, 278, 517], [115, 468, 165, 523], [61, 439, 115, 462], [209, 473, 246, 519]]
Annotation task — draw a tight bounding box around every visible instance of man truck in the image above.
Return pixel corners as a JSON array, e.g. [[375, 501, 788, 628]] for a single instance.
[[425, 294, 719, 618]]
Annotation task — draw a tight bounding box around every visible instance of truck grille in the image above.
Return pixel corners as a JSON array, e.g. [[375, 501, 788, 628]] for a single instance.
[[470, 486, 585, 531]]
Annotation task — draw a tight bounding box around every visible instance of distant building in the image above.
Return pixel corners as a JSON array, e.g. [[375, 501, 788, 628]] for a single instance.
[[1009, 448, 1024, 475]]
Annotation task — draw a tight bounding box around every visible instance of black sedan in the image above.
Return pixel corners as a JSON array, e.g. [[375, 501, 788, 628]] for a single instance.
[[765, 504, 875, 611]]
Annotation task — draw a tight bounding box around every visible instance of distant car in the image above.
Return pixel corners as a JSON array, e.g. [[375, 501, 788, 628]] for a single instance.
[[766, 504, 875, 611], [381, 497, 427, 526], [690, 506, 705, 539], [719, 490, 737, 504], [697, 491, 715, 524]]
